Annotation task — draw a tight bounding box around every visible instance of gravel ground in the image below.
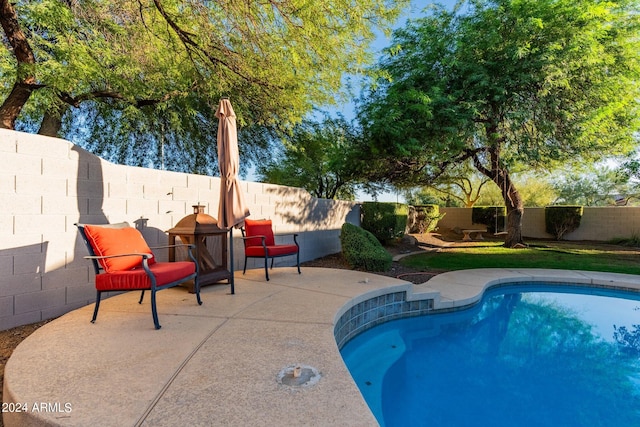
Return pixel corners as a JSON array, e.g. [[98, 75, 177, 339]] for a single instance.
[[300, 235, 446, 284]]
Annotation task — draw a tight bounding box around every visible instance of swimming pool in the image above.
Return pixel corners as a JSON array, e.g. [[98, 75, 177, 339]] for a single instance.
[[340, 283, 640, 427]]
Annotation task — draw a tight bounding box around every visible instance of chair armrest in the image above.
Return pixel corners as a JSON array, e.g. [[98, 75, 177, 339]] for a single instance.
[[241, 235, 267, 241], [84, 253, 153, 260], [150, 243, 198, 266], [149, 244, 195, 250]]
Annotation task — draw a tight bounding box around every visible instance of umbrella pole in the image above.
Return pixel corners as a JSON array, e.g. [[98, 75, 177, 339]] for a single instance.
[[229, 227, 235, 294]]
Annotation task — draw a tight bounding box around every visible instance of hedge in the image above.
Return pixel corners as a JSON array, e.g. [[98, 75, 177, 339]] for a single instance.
[[340, 223, 392, 272], [361, 202, 409, 244]]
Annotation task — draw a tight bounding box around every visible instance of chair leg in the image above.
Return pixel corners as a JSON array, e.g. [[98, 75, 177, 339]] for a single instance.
[[139, 290, 145, 304], [264, 255, 270, 281], [151, 288, 161, 330], [243, 257, 248, 275], [194, 276, 202, 306], [91, 291, 102, 324], [296, 252, 301, 274]]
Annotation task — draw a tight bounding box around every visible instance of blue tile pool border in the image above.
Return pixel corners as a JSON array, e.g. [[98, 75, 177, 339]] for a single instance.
[[333, 278, 640, 350], [334, 291, 434, 349]]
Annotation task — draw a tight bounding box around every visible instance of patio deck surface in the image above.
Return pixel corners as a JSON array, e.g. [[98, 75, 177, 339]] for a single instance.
[[4, 267, 640, 426]]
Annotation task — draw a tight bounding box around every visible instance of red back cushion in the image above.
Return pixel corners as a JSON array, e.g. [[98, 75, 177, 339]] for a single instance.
[[83, 225, 155, 273], [244, 219, 275, 246]]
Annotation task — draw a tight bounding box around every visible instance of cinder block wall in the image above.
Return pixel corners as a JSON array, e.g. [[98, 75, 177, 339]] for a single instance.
[[439, 207, 640, 240], [0, 129, 359, 330]]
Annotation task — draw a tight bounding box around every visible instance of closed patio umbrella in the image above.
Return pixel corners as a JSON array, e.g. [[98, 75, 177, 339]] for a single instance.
[[216, 97, 250, 293]]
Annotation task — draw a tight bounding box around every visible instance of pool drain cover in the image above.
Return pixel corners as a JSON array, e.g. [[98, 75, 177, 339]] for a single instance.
[[277, 364, 321, 389]]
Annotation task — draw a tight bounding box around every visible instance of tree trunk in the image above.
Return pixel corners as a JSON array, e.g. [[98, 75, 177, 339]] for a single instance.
[[473, 146, 526, 247], [0, 0, 37, 129], [499, 170, 525, 248], [504, 201, 524, 247], [38, 104, 68, 137]]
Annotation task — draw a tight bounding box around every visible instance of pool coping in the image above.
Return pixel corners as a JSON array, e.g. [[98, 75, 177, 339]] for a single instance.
[[4, 267, 640, 426]]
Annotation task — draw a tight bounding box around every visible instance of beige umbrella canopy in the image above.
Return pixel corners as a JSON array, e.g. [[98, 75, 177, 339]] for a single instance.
[[216, 98, 250, 229]]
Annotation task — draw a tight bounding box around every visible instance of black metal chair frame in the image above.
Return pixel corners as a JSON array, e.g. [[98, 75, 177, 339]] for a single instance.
[[76, 223, 202, 329], [240, 229, 300, 281]]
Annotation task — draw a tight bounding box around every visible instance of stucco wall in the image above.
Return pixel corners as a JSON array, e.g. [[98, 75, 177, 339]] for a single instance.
[[0, 129, 358, 330], [439, 206, 640, 240]]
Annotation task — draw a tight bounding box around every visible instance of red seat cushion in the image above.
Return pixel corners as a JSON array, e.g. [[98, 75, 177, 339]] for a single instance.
[[83, 225, 155, 273], [95, 261, 195, 291], [245, 244, 298, 257], [243, 219, 275, 246]]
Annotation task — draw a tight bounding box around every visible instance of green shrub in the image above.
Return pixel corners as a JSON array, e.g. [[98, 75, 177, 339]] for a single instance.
[[545, 206, 583, 240], [361, 202, 409, 244], [408, 205, 445, 233], [340, 223, 392, 272], [609, 233, 640, 248], [471, 206, 506, 233]]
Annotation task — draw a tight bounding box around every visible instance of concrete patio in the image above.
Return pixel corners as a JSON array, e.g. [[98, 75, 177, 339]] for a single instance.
[[4, 267, 640, 426]]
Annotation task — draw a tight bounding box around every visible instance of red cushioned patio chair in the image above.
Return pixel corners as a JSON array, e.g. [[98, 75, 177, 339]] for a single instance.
[[76, 222, 202, 329], [241, 218, 300, 281]]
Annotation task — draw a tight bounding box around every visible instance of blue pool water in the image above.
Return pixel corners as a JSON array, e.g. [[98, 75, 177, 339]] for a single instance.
[[340, 284, 640, 427]]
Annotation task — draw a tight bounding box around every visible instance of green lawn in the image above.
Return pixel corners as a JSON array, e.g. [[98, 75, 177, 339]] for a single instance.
[[400, 244, 640, 275]]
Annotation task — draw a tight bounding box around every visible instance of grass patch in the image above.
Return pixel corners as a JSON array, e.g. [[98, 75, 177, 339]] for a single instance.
[[401, 245, 640, 275]]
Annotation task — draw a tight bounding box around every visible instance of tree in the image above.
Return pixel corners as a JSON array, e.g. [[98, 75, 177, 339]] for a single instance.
[[1, 0, 408, 173], [618, 152, 640, 205], [423, 162, 492, 207], [552, 166, 636, 206], [357, 0, 640, 247], [256, 116, 361, 200]]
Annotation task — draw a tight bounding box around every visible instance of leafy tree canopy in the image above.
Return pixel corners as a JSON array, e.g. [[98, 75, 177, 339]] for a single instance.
[[0, 0, 407, 174], [256, 116, 362, 200], [405, 170, 557, 207], [356, 0, 640, 246], [551, 164, 638, 206]]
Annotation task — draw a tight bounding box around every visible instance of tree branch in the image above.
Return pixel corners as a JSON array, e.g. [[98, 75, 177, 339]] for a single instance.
[[0, 0, 38, 129], [151, 0, 282, 90]]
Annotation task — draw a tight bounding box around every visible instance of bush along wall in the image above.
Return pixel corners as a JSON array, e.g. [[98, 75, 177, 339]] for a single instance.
[[361, 201, 409, 244], [408, 205, 446, 234], [471, 206, 507, 233], [340, 223, 392, 272], [545, 205, 583, 240]]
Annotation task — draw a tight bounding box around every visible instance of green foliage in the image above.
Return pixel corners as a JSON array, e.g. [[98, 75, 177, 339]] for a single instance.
[[1, 0, 408, 172], [551, 166, 633, 206], [545, 206, 583, 240], [404, 187, 456, 206], [408, 205, 445, 234], [340, 223, 392, 272], [357, 0, 640, 245], [361, 202, 409, 244], [256, 116, 361, 200], [609, 234, 640, 248], [472, 206, 507, 233]]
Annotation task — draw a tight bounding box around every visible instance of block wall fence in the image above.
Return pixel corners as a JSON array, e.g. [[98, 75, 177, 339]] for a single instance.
[[439, 206, 640, 241], [0, 129, 359, 331]]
